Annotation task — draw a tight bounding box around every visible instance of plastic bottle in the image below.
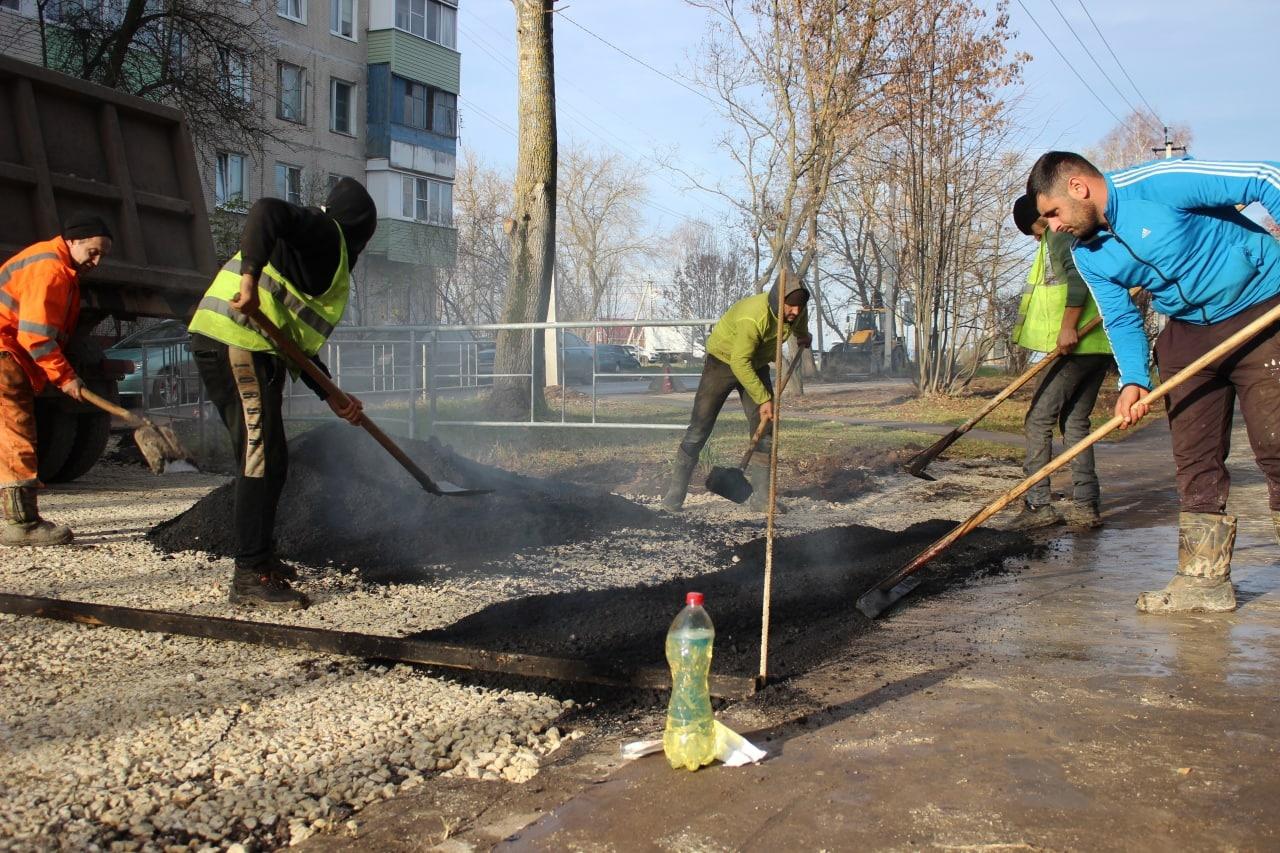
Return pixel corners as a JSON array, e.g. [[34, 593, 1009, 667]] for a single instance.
[[663, 591, 716, 771]]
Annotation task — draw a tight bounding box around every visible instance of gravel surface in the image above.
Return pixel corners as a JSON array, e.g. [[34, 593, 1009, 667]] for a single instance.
[[0, 435, 1023, 850]]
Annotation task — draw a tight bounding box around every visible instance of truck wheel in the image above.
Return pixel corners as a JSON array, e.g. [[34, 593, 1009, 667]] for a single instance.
[[35, 401, 77, 483], [48, 411, 112, 483]]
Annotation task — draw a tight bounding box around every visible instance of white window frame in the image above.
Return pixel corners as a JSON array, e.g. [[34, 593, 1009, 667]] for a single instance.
[[0, 0, 22, 13], [329, 0, 355, 40], [214, 152, 246, 208], [400, 174, 453, 227], [277, 61, 305, 124], [275, 163, 303, 205], [218, 47, 250, 104], [394, 0, 456, 49], [276, 0, 304, 23], [329, 78, 355, 136]]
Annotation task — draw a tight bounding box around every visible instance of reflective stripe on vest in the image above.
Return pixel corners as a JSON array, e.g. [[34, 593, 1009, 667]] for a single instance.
[[188, 223, 349, 356], [0, 252, 60, 291]]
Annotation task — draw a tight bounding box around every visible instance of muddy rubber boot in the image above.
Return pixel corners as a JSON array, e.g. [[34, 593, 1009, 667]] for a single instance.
[[661, 449, 698, 511], [1136, 512, 1236, 614], [746, 458, 786, 514], [1002, 502, 1061, 532], [0, 487, 73, 547], [1062, 502, 1103, 529], [228, 566, 309, 610]]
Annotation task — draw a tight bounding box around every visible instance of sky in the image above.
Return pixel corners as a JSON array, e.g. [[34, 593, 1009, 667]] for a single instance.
[[457, 0, 1280, 238]]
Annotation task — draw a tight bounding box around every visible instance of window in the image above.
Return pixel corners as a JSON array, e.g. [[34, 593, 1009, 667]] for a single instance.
[[0, 0, 20, 11], [277, 0, 303, 22], [327, 173, 345, 194], [431, 90, 456, 137], [401, 175, 452, 226], [330, 0, 354, 38], [330, 78, 354, 135], [218, 47, 249, 103], [275, 163, 302, 204], [392, 76, 455, 136], [394, 0, 456, 48], [215, 153, 245, 207], [277, 61, 305, 123]]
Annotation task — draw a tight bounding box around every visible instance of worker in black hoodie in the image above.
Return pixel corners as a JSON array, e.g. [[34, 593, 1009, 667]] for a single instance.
[[188, 177, 378, 609]]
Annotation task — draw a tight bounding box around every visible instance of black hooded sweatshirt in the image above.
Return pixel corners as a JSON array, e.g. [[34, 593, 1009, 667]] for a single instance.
[[192, 177, 378, 398]]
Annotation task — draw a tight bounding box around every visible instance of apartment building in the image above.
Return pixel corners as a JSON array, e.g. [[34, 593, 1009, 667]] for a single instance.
[[0, 0, 460, 324]]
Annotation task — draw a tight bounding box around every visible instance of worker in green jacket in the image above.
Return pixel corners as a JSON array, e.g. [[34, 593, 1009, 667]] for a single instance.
[[662, 271, 811, 513], [1005, 193, 1115, 531]]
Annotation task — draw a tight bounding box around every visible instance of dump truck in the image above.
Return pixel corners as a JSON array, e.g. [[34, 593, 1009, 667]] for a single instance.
[[0, 55, 216, 481], [821, 308, 908, 379]]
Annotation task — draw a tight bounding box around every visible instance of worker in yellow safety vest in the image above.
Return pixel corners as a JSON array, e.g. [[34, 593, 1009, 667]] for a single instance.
[[188, 178, 377, 610], [1005, 193, 1115, 531]]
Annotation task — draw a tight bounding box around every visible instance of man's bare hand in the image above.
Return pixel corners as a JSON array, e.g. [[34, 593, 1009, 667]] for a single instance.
[[757, 400, 774, 423], [229, 272, 260, 316], [1114, 384, 1150, 429], [59, 378, 85, 402], [1056, 325, 1080, 356], [328, 392, 364, 425]]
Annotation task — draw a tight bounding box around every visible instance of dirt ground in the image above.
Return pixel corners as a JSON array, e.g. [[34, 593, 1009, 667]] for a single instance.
[[306, 420, 1280, 852]]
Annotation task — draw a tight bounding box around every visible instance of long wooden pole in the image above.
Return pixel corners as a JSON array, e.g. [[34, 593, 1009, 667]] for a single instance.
[[858, 298, 1280, 617], [902, 315, 1104, 479], [759, 268, 787, 685]]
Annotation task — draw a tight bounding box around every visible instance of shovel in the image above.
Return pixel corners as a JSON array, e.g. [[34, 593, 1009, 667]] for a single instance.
[[902, 315, 1104, 481], [857, 296, 1280, 618], [241, 307, 491, 498], [80, 388, 197, 474], [705, 354, 803, 504]]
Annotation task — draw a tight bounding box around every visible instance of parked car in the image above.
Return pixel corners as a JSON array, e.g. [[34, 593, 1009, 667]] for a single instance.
[[553, 331, 594, 384], [105, 319, 199, 408], [593, 344, 640, 374]]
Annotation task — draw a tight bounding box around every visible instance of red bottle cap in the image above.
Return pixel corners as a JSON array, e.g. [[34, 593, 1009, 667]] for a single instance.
[[686, 592, 704, 607]]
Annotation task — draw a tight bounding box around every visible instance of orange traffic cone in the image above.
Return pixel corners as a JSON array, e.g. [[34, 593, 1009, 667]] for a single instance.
[[662, 362, 675, 393]]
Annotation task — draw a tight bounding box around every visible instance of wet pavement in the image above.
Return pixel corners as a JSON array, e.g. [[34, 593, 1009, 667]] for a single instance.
[[309, 419, 1279, 851], [496, 421, 1280, 850]]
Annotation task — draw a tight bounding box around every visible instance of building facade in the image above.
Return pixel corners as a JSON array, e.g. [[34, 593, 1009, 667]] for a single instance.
[[0, 0, 460, 325]]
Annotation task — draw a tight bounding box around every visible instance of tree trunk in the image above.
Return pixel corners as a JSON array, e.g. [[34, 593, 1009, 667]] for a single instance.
[[490, 0, 557, 418]]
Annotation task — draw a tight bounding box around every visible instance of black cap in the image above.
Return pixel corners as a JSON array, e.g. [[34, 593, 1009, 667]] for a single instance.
[[1012, 194, 1040, 236], [62, 212, 114, 242]]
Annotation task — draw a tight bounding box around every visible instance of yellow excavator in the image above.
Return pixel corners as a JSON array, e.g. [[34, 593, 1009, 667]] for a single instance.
[[821, 309, 908, 379]]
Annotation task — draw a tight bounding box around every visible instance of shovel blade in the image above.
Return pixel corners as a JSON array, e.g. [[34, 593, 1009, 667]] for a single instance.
[[705, 466, 753, 504], [427, 479, 493, 497], [901, 462, 937, 482], [856, 575, 923, 619]]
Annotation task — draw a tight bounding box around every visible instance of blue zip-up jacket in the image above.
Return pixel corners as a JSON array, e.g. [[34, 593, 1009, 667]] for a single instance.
[[1071, 158, 1280, 389]]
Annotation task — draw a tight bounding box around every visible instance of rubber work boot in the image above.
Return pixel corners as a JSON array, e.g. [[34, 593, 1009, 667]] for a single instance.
[[0, 486, 73, 546], [1062, 501, 1103, 529], [661, 448, 698, 511], [746, 457, 786, 514], [1136, 512, 1236, 614], [228, 565, 309, 610], [1002, 502, 1061, 532]]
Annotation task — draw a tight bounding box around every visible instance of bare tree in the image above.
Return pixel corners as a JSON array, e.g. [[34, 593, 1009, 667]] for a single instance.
[[556, 145, 652, 321], [4, 0, 282, 161], [1087, 110, 1194, 172], [662, 221, 753, 347], [681, 0, 897, 290], [491, 0, 557, 417], [441, 150, 513, 325]]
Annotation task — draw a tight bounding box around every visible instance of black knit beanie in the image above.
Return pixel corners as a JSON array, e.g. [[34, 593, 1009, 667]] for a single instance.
[[62, 212, 114, 242]]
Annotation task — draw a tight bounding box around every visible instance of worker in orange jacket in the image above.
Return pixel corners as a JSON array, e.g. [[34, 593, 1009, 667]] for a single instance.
[[0, 213, 113, 546]]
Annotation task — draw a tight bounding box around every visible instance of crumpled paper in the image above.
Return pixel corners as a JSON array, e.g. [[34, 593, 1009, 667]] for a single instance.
[[621, 720, 767, 767]]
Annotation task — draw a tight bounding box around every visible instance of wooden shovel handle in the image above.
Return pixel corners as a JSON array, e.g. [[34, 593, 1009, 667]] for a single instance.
[[736, 353, 804, 469], [869, 298, 1280, 596], [80, 387, 144, 428], [242, 307, 447, 496]]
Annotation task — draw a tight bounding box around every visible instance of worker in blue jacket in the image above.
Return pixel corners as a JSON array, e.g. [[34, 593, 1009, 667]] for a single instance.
[[1027, 152, 1280, 614]]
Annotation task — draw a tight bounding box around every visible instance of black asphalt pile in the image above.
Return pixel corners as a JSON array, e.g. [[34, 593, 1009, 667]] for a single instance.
[[421, 521, 1036, 681], [148, 423, 658, 576]]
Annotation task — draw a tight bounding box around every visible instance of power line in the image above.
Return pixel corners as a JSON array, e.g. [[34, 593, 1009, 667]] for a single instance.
[[1074, 0, 1163, 123], [1042, 0, 1163, 137], [553, 10, 721, 108], [1013, 0, 1128, 129]]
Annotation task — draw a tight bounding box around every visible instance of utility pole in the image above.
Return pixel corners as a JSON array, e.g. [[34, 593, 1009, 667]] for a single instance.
[[1153, 126, 1187, 160]]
